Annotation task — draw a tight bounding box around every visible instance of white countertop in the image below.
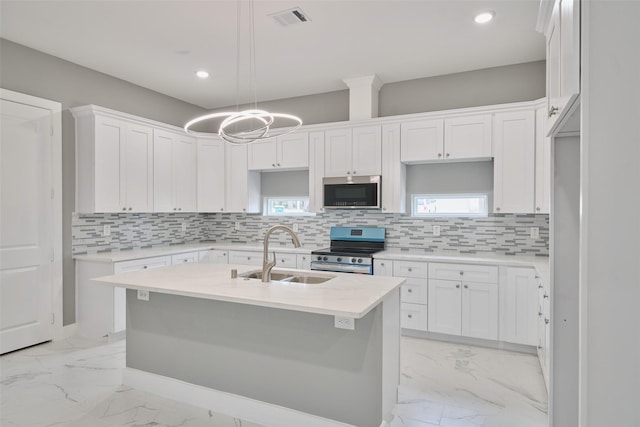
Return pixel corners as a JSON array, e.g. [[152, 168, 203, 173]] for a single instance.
[[74, 243, 319, 263], [93, 263, 404, 319], [374, 249, 549, 279]]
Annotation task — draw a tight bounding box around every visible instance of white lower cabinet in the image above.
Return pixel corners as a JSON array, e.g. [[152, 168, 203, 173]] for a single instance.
[[228, 250, 262, 266], [297, 254, 311, 270], [428, 263, 498, 340], [77, 255, 172, 339], [500, 267, 539, 346], [373, 259, 393, 277], [400, 303, 429, 331], [228, 250, 311, 269], [201, 249, 228, 264]]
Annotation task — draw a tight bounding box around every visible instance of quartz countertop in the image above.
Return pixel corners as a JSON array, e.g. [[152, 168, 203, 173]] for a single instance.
[[93, 263, 404, 319], [74, 243, 320, 263], [374, 249, 549, 279]]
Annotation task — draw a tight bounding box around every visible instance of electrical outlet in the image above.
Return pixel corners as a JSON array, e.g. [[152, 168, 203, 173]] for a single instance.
[[137, 290, 149, 301], [432, 225, 441, 237], [334, 316, 355, 330], [181, 222, 187, 232], [530, 227, 540, 239], [293, 223, 299, 232], [103, 225, 111, 236], [234, 221, 241, 231]]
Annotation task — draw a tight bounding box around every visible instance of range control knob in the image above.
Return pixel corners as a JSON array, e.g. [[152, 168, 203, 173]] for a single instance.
[[358, 258, 363, 263], [323, 256, 328, 261], [336, 257, 342, 262], [351, 257, 357, 263], [317, 255, 323, 261]]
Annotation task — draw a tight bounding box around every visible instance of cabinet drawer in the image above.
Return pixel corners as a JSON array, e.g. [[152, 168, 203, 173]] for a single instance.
[[228, 251, 262, 266], [429, 262, 497, 283], [394, 260, 428, 278], [297, 254, 311, 270], [373, 259, 393, 276], [114, 255, 172, 274], [171, 251, 200, 264], [401, 278, 428, 304], [274, 252, 297, 269], [401, 303, 428, 331]]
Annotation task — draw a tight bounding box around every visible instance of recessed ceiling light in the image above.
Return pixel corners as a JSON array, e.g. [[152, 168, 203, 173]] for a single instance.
[[474, 11, 495, 24], [195, 70, 210, 79]]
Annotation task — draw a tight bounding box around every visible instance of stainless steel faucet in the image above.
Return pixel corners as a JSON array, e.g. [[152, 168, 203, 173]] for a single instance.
[[262, 225, 301, 282]]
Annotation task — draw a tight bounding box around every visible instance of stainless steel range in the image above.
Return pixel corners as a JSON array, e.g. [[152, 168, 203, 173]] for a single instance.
[[311, 227, 385, 275]]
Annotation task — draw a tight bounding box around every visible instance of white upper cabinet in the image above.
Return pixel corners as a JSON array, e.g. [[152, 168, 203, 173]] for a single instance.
[[197, 137, 226, 213], [308, 131, 325, 213], [381, 123, 406, 213], [324, 125, 381, 177], [444, 114, 493, 160], [400, 119, 444, 163], [535, 108, 551, 213], [73, 107, 154, 213], [225, 144, 261, 213], [544, 0, 580, 134], [153, 129, 197, 212], [493, 110, 536, 213], [247, 132, 309, 171], [400, 115, 491, 163]]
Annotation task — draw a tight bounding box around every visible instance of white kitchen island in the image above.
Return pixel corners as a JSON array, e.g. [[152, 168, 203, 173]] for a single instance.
[[94, 263, 404, 427]]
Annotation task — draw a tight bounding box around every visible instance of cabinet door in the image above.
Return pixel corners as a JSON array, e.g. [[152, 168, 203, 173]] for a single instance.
[[197, 138, 226, 212], [172, 135, 197, 211], [201, 249, 228, 264], [94, 116, 124, 212], [493, 110, 535, 213], [297, 254, 311, 270], [546, 1, 561, 132], [401, 302, 428, 331], [248, 139, 278, 170], [428, 279, 461, 336], [444, 115, 492, 160], [278, 132, 309, 169], [373, 259, 393, 276], [228, 250, 262, 266], [324, 129, 352, 177], [225, 144, 260, 213], [400, 119, 444, 162], [153, 130, 174, 212], [352, 125, 382, 176], [462, 281, 498, 340], [274, 253, 297, 269], [123, 122, 153, 212], [535, 108, 551, 213], [381, 123, 406, 213], [401, 278, 428, 305], [559, 0, 580, 109], [501, 267, 538, 345], [308, 131, 325, 213]]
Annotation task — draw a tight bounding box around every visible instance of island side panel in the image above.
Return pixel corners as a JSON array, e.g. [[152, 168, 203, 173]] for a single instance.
[[125, 289, 384, 427]]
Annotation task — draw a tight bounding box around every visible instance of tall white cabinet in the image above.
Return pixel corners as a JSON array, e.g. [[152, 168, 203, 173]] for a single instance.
[[197, 137, 226, 212], [153, 129, 197, 212]]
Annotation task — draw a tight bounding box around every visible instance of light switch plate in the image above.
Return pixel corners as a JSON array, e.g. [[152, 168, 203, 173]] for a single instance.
[[293, 223, 299, 232], [432, 225, 441, 237], [137, 290, 149, 301], [103, 225, 111, 236], [530, 227, 540, 239], [235, 221, 241, 231], [334, 316, 355, 330], [181, 222, 187, 232]]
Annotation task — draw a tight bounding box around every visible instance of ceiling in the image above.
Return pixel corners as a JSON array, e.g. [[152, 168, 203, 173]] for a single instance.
[[0, 0, 545, 110]]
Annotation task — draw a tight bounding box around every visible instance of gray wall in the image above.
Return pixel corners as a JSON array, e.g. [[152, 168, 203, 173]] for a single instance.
[[1, 39, 545, 326], [0, 39, 207, 325]]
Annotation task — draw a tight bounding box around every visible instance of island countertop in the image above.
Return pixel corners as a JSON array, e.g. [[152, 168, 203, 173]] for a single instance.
[[93, 263, 404, 319]]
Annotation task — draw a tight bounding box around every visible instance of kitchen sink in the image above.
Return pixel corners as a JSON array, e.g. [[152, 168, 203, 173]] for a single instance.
[[240, 269, 335, 284]]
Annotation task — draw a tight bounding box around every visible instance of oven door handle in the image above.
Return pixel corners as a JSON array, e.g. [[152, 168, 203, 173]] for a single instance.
[[310, 262, 372, 274]]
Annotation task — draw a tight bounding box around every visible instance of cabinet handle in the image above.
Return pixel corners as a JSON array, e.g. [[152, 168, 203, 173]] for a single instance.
[[407, 314, 413, 319], [545, 318, 550, 324], [380, 263, 384, 266], [539, 312, 543, 317], [537, 345, 543, 350], [456, 284, 460, 288], [538, 284, 543, 289], [464, 284, 468, 289], [548, 106, 559, 117], [543, 293, 549, 299], [437, 153, 442, 158]]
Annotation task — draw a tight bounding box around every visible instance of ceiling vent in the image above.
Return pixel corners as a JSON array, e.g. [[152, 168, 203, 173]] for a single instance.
[[270, 7, 311, 27]]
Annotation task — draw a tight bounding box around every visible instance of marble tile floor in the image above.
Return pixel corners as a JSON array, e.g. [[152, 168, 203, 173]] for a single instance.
[[1, 336, 547, 427]]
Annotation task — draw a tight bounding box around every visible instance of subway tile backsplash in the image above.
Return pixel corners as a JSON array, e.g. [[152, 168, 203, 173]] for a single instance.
[[72, 212, 549, 256]]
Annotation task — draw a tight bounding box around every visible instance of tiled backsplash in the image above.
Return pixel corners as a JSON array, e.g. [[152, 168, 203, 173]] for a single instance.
[[72, 212, 549, 256]]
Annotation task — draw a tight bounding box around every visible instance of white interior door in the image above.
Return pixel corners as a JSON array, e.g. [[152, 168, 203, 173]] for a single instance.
[[1, 99, 54, 354]]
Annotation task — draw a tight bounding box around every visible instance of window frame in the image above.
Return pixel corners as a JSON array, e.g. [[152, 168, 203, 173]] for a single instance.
[[411, 193, 489, 218], [263, 196, 314, 217]]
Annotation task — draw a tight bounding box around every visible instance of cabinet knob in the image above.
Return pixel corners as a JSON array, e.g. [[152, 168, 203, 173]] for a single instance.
[[380, 263, 385, 266], [407, 314, 413, 319], [128, 207, 132, 211], [122, 207, 126, 211], [353, 171, 356, 175], [408, 289, 412, 293], [536, 207, 541, 211], [538, 284, 543, 289], [539, 312, 543, 317], [220, 208, 224, 211], [549, 106, 559, 117], [537, 345, 543, 350], [543, 293, 549, 299], [456, 284, 460, 288], [496, 207, 500, 211], [173, 208, 177, 211], [408, 268, 412, 272], [459, 271, 464, 276], [545, 319, 550, 324], [281, 259, 285, 263], [277, 163, 281, 167], [464, 284, 468, 289], [437, 153, 442, 158], [243, 208, 246, 212], [302, 257, 306, 260], [346, 171, 351, 175], [143, 266, 148, 269], [223, 253, 226, 256], [382, 207, 386, 211], [272, 164, 276, 167], [183, 259, 188, 263], [178, 207, 182, 211], [446, 153, 450, 158]]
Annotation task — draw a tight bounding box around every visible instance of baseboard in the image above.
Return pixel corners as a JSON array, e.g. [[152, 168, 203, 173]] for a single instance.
[[402, 329, 537, 355], [123, 368, 358, 427]]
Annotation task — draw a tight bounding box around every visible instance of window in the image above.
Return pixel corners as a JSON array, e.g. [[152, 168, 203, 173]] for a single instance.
[[264, 197, 312, 216], [412, 194, 488, 217]]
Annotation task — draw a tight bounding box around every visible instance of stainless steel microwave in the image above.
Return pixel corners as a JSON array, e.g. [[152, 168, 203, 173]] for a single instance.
[[323, 175, 381, 209]]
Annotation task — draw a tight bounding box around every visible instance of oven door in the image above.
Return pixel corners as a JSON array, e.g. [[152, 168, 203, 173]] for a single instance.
[[323, 176, 380, 209]]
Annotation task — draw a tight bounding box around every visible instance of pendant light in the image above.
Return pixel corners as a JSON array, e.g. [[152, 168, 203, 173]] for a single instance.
[[184, 0, 302, 143]]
